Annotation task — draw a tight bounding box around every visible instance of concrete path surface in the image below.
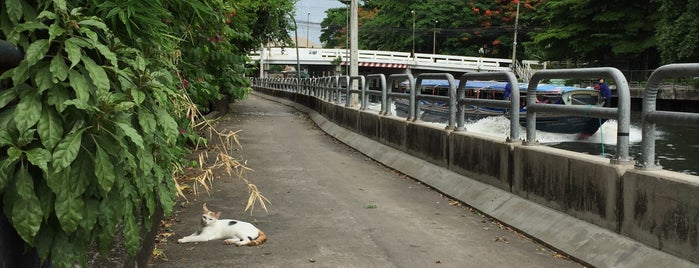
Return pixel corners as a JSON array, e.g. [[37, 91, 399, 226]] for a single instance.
[[150, 94, 582, 268]]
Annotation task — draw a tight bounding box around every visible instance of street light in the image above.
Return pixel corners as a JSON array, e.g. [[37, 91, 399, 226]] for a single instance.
[[306, 12, 310, 48], [433, 20, 438, 55], [411, 10, 416, 57]]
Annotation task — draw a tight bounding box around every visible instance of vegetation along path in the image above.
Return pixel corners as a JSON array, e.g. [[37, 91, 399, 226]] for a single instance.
[[150, 93, 583, 267]]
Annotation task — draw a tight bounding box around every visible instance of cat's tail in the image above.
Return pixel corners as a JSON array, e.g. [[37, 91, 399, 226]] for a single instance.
[[247, 231, 267, 246]]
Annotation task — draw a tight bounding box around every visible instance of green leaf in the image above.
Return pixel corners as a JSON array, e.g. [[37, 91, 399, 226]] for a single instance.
[[156, 107, 178, 142], [34, 66, 54, 94], [38, 105, 64, 150], [138, 111, 156, 135], [47, 86, 71, 112], [54, 0, 67, 12], [14, 91, 42, 133], [77, 18, 108, 32], [52, 128, 86, 171], [81, 55, 109, 93], [50, 55, 69, 82], [94, 145, 116, 192], [12, 165, 43, 244], [68, 70, 91, 102], [130, 89, 145, 105], [35, 226, 55, 263], [15, 21, 49, 33], [12, 60, 30, 85], [63, 99, 92, 110], [0, 129, 12, 146], [26, 148, 51, 172], [81, 199, 99, 232], [93, 42, 117, 67], [114, 101, 135, 111], [7, 147, 22, 163], [64, 38, 83, 68], [55, 190, 84, 233], [123, 202, 140, 255], [0, 88, 17, 109], [5, 0, 22, 23], [0, 159, 17, 192], [48, 23, 65, 42], [37, 10, 57, 20], [25, 39, 51, 66], [116, 122, 144, 149]]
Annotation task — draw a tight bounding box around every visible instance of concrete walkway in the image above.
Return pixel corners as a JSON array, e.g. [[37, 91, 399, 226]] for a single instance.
[[150, 94, 582, 267]]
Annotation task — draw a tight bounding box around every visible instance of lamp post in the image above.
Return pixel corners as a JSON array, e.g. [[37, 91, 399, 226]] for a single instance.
[[433, 20, 438, 55], [511, 0, 520, 72], [411, 10, 416, 57], [306, 12, 310, 48]]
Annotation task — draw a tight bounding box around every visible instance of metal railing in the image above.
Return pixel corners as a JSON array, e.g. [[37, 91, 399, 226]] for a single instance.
[[525, 68, 633, 164], [638, 63, 699, 170], [250, 65, 699, 166]]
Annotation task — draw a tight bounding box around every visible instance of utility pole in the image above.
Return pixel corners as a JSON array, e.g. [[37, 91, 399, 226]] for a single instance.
[[511, 0, 520, 73], [411, 10, 416, 57], [433, 20, 438, 55], [307, 12, 310, 48], [349, 0, 359, 106]]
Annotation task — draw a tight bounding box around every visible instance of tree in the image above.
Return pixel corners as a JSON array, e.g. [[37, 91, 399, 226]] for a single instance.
[[656, 0, 699, 63], [523, 0, 659, 69], [320, 7, 350, 48]]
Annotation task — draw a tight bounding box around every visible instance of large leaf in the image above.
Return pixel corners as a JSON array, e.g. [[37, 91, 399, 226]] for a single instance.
[[81, 55, 109, 93], [116, 122, 144, 149], [54, 190, 84, 233], [14, 90, 42, 133], [0, 87, 17, 109], [94, 145, 116, 192], [34, 65, 54, 94], [11, 60, 30, 85], [123, 201, 140, 255], [68, 70, 91, 102], [5, 0, 22, 23], [52, 128, 86, 171], [25, 39, 51, 66], [50, 55, 69, 82], [38, 105, 64, 150], [64, 38, 83, 68], [12, 165, 43, 244], [0, 159, 17, 192], [26, 148, 51, 172]]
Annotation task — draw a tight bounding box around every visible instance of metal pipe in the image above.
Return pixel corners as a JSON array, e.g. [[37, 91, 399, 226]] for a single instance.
[[639, 63, 699, 170], [526, 67, 632, 164], [415, 73, 456, 129], [457, 72, 520, 142]]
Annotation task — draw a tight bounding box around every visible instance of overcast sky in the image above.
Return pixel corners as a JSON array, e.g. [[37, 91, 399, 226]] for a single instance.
[[294, 0, 346, 45]]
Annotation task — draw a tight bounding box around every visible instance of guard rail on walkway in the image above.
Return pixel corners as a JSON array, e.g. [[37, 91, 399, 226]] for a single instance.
[[253, 67, 638, 165]]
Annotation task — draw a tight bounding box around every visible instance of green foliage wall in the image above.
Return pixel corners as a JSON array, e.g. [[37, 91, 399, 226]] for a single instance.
[[0, 0, 294, 267]]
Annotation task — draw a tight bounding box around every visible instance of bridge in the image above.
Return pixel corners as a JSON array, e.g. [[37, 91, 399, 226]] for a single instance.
[[250, 64, 699, 267], [250, 47, 540, 76]]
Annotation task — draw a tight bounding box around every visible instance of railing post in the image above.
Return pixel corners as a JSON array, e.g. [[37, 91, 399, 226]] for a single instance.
[[457, 72, 520, 142], [638, 63, 699, 170]]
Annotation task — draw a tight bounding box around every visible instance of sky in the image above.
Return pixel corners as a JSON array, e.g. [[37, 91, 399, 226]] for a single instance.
[[294, 0, 346, 46]]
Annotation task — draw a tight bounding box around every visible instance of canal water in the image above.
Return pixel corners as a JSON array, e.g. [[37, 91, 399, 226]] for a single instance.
[[372, 102, 698, 175]]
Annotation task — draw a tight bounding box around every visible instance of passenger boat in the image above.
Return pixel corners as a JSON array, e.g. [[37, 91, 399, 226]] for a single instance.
[[394, 79, 607, 135]]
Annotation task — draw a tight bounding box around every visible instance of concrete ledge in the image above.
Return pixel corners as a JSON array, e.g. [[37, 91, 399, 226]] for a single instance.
[[252, 91, 697, 267]]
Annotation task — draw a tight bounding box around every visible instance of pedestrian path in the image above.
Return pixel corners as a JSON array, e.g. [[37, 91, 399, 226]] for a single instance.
[[150, 94, 582, 267]]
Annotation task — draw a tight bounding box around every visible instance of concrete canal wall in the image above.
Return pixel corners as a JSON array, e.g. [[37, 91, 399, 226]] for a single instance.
[[254, 87, 698, 267]]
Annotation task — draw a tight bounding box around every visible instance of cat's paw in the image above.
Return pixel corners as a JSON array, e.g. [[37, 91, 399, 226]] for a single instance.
[[234, 241, 247, 247], [223, 239, 237, 245], [177, 238, 186, 244]]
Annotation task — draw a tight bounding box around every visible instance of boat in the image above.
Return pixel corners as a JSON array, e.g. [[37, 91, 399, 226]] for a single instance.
[[393, 79, 607, 135]]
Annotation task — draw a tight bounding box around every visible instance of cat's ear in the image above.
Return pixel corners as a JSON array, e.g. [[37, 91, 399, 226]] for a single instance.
[[214, 211, 222, 219], [203, 203, 209, 213]]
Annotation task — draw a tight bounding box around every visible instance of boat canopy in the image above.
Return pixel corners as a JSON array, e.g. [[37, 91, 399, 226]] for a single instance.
[[404, 79, 593, 94]]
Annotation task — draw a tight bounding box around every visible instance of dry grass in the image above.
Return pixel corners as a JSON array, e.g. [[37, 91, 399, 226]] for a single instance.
[[170, 89, 269, 213]]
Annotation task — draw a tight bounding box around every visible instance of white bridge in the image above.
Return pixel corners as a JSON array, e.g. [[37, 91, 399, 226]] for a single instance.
[[250, 47, 540, 74]]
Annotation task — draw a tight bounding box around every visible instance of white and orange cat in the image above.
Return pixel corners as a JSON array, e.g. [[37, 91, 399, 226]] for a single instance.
[[177, 203, 267, 246]]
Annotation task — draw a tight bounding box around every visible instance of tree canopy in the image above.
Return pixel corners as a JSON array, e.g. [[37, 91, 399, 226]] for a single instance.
[[320, 0, 699, 70]]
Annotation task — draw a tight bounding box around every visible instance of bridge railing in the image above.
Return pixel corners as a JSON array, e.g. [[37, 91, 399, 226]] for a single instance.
[[250, 47, 515, 72]]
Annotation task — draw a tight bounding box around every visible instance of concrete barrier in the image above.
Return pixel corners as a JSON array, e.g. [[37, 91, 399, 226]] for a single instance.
[[622, 169, 699, 263], [252, 87, 698, 266]]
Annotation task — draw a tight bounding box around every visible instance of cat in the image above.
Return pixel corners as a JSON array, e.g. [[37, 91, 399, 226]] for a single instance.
[[177, 203, 267, 246]]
